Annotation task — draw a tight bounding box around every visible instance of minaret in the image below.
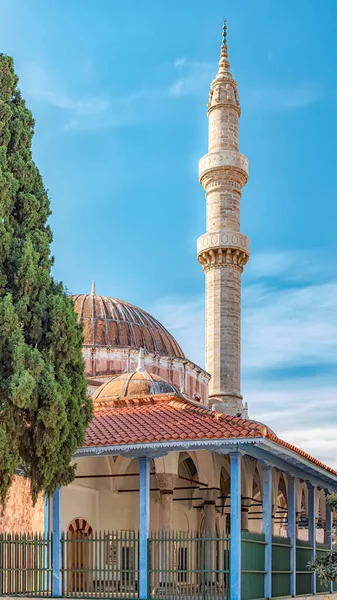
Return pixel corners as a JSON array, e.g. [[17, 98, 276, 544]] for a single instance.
[[197, 20, 249, 416]]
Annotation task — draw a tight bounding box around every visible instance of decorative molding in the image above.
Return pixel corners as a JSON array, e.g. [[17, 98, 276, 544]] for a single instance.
[[199, 151, 248, 182], [197, 231, 250, 254], [198, 247, 249, 272]]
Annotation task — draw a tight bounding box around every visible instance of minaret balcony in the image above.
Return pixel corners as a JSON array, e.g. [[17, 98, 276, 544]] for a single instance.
[[197, 231, 250, 257], [199, 150, 248, 187]]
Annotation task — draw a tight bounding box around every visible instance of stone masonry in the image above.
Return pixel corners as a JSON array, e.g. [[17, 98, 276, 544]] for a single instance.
[[197, 20, 249, 416]]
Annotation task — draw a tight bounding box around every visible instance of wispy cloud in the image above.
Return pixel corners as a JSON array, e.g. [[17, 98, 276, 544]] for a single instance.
[[21, 63, 109, 116], [168, 57, 214, 97], [20, 58, 214, 132], [151, 249, 337, 467]]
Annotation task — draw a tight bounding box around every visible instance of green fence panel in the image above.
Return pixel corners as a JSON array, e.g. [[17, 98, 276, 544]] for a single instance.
[[271, 535, 291, 598], [315, 543, 330, 593], [296, 539, 312, 596], [0, 532, 52, 596], [61, 529, 138, 598], [148, 532, 230, 600], [241, 531, 265, 600]]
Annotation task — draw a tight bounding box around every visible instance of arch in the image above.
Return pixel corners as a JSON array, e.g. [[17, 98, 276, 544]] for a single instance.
[[67, 518, 93, 593], [68, 517, 93, 537], [274, 473, 288, 537]]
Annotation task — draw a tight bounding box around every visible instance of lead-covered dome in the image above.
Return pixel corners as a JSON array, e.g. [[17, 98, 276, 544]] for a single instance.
[[71, 283, 184, 359], [92, 367, 179, 401]]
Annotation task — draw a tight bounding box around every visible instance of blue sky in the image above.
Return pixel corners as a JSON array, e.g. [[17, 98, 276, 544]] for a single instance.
[[1, 0, 337, 466]]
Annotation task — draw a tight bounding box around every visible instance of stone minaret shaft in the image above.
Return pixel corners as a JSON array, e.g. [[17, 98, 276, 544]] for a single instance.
[[197, 21, 249, 416]]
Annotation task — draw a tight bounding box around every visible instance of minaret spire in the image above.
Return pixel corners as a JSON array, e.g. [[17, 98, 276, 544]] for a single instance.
[[222, 18, 227, 46], [197, 20, 249, 416]]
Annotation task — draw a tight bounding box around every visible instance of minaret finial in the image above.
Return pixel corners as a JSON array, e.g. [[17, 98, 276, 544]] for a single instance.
[[91, 280, 96, 295], [222, 18, 227, 46], [136, 348, 145, 372]]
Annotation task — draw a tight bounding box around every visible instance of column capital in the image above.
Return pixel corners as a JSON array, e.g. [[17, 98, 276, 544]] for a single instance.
[[155, 472, 178, 492]]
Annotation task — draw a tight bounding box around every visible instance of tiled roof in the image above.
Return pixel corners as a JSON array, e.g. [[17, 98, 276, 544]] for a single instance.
[[71, 292, 185, 358], [84, 394, 337, 477]]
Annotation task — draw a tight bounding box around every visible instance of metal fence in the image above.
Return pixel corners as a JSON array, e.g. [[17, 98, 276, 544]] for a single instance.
[[0, 529, 321, 599], [61, 530, 138, 598], [0, 532, 52, 596], [148, 532, 230, 600]]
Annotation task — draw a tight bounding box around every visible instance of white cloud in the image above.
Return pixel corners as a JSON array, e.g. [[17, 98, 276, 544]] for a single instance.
[[168, 58, 214, 98], [21, 63, 109, 116], [20, 57, 214, 131]]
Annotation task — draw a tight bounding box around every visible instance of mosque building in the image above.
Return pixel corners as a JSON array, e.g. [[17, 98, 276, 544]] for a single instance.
[[1, 19, 337, 600]]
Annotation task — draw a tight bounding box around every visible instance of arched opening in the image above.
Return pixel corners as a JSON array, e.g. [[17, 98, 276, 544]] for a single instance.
[[249, 467, 263, 533], [298, 488, 309, 541], [219, 467, 230, 533], [274, 474, 288, 537], [67, 518, 93, 593]]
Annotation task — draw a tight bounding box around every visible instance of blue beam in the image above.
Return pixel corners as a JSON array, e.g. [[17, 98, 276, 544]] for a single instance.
[[287, 474, 296, 597], [242, 444, 335, 490], [262, 464, 273, 599], [229, 452, 241, 600], [307, 483, 316, 595], [325, 497, 333, 593], [139, 457, 150, 600], [52, 489, 62, 597]]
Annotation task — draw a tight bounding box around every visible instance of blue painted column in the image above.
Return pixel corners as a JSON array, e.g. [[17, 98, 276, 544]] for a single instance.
[[229, 452, 241, 600], [307, 483, 316, 595], [44, 495, 50, 591], [262, 464, 273, 600], [52, 488, 62, 597], [287, 474, 296, 597], [139, 456, 151, 600], [325, 496, 333, 594]]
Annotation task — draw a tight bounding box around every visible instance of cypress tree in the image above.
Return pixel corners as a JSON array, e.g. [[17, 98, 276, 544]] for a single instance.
[[0, 54, 93, 505]]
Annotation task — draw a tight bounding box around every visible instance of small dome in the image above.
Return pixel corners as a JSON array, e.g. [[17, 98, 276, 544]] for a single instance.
[[92, 371, 179, 401], [71, 283, 184, 359]]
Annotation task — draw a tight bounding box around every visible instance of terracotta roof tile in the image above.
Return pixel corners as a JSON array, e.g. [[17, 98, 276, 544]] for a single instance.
[[83, 394, 337, 478]]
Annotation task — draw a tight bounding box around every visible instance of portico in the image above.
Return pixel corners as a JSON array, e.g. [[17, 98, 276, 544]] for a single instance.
[[46, 426, 337, 600]]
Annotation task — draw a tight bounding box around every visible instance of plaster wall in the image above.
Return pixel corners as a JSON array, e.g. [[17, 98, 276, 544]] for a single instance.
[[0, 476, 43, 533], [84, 347, 210, 404]]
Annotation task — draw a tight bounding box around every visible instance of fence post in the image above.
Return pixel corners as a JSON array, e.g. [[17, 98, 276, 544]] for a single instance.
[[325, 494, 333, 593], [287, 474, 296, 597], [139, 456, 150, 599], [44, 495, 50, 592], [52, 488, 62, 597], [307, 482, 316, 595], [229, 452, 241, 600], [262, 464, 273, 600]]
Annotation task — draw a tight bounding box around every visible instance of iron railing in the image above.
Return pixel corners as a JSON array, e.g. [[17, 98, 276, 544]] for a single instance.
[[61, 530, 138, 598], [0, 532, 52, 596], [148, 532, 230, 600]]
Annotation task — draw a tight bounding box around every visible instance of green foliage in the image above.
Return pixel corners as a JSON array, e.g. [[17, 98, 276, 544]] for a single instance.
[[327, 493, 337, 511], [308, 551, 337, 586], [0, 53, 93, 506], [308, 493, 337, 584]]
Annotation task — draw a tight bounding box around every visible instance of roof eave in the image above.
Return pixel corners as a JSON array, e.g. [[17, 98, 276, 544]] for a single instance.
[[74, 436, 337, 490]]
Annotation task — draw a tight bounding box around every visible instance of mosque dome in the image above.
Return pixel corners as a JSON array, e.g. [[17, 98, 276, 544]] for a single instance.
[[92, 355, 180, 401], [71, 282, 184, 359]]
